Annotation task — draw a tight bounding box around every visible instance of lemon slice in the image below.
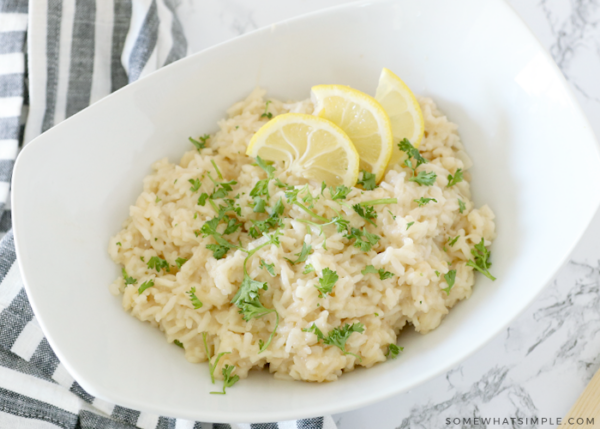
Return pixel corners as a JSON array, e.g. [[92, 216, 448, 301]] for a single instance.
[[375, 68, 424, 166], [246, 113, 360, 187], [311, 85, 393, 183]]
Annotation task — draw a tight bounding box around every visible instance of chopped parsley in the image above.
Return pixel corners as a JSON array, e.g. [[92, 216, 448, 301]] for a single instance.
[[155, 196, 161, 203], [187, 287, 203, 309], [357, 170, 377, 190], [413, 197, 437, 207], [362, 265, 394, 280], [249, 198, 284, 239], [329, 185, 352, 200], [286, 242, 312, 265], [385, 343, 403, 359], [202, 332, 231, 384], [189, 178, 201, 193], [353, 204, 377, 226], [122, 268, 137, 286], [406, 222, 414, 230], [304, 322, 365, 360], [260, 259, 276, 276], [303, 263, 315, 274], [147, 256, 170, 272], [175, 257, 188, 269], [189, 134, 209, 151], [442, 270, 456, 295], [231, 230, 282, 352], [447, 168, 463, 187], [409, 171, 437, 186], [466, 238, 496, 280], [458, 199, 466, 214], [347, 227, 380, 252], [210, 364, 240, 395], [388, 210, 396, 220], [448, 235, 460, 247], [138, 279, 154, 294], [252, 196, 266, 213], [198, 193, 209, 206], [398, 138, 427, 171], [260, 100, 273, 119], [174, 340, 184, 348], [435, 270, 440, 277], [116, 242, 121, 246], [315, 267, 338, 297]]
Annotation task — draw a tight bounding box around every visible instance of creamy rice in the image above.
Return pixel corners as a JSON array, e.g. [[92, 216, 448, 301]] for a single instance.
[[108, 88, 496, 382]]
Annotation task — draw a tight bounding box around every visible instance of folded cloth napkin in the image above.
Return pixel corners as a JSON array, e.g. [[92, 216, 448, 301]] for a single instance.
[[0, 1, 337, 428]]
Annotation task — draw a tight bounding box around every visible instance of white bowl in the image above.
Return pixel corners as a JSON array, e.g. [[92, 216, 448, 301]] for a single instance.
[[12, 0, 600, 423]]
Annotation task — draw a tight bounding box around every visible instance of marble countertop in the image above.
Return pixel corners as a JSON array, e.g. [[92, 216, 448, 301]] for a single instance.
[[177, 1, 600, 427]]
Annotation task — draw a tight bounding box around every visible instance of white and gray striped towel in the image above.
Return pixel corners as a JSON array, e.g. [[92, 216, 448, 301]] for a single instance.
[[0, 1, 337, 428]]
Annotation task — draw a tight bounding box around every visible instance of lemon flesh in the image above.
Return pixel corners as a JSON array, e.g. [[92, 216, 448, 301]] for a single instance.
[[246, 113, 360, 188], [311, 85, 393, 183], [375, 68, 425, 166]]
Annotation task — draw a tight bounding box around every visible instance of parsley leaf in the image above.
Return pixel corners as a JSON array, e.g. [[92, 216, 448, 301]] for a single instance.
[[362, 265, 394, 280], [189, 134, 209, 151], [398, 138, 427, 171], [329, 185, 352, 200], [206, 244, 230, 260], [458, 199, 466, 214], [315, 267, 338, 297], [303, 263, 315, 274], [174, 340, 184, 348], [122, 268, 137, 286], [286, 242, 312, 265], [138, 279, 154, 294], [409, 171, 437, 186], [202, 332, 231, 384], [256, 156, 275, 179], [252, 196, 267, 213], [442, 270, 456, 295], [357, 170, 377, 190], [347, 227, 380, 252], [385, 343, 403, 359], [387, 210, 396, 220], [248, 198, 284, 239], [260, 259, 275, 276], [324, 323, 364, 359], [353, 204, 377, 226], [223, 216, 242, 235], [147, 256, 170, 272], [466, 238, 496, 280], [448, 235, 460, 247], [175, 257, 188, 269], [447, 168, 463, 187], [210, 364, 239, 395], [414, 197, 437, 207], [189, 178, 201, 193], [186, 286, 203, 308], [406, 221, 415, 230], [260, 100, 273, 119], [198, 193, 209, 206], [302, 324, 324, 341]]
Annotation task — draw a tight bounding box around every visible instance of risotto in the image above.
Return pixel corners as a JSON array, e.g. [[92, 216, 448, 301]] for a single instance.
[[108, 88, 496, 384]]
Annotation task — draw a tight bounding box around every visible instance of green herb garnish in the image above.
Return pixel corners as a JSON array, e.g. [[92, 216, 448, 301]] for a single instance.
[[147, 256, 170, 272], [442, 270, 456, 295], [175, 257, 187, 269], [138, 279, 155, 294], [260, 259, 276, 276], [286, 242, 312, 265], [260, 100, 273, 119], [122, 268, 137, 286], [385, 343, 402, 359], [303, 263, 315, 274], [189, 134, 209, 151], [466, 238, 496, 280], [357, 170, 377, 190], [448, 235, 460, 247], [304, 322, 365, 360], [447, 168, 463, 187], [458, 199, 466, 214], [409, 171, 437, 186], [315, 267, 338, 297], [187, 286, 203, 309], [406, 222, 414, 230], [362, 265, 394, 280], [189, 178, 201, 193], [174, 339, 184, 348], [414, 197, 437, 207]]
